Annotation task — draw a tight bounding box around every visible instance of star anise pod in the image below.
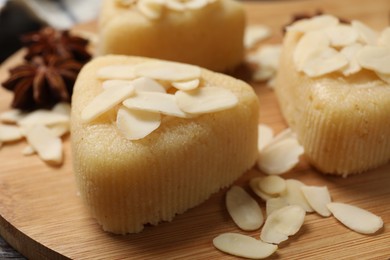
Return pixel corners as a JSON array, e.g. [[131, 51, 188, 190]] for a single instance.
[[2, 56, 83, 110], [21, 27, 91, 63]]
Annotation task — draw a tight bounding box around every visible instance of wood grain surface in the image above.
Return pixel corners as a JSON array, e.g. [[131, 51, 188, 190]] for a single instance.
[[0, 0, 389, 259]]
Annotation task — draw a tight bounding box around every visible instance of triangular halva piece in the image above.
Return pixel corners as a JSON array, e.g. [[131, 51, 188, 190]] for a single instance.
[[275, 15, 390, 176], [71, 56, 259, 233]]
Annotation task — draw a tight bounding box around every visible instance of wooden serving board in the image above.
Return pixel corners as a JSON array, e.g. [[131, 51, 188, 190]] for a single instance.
[[0, 0, 389, 259]]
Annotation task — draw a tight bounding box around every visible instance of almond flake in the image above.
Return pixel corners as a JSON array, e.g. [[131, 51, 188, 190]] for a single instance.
[[0, 109, 25, 124], [260, 205, 306, 244], [175, 86, 238, 114], [351, 20, 378, 45], [327, 202, 383, 234], [213, 233, 278, 259], [378, 27, 390, 46], [132, 77, 167, 93], [258, 137, 304, 175], [301, 47, 348, 77], [137, 0, 164, 20], [301, 186, 332, 217], [171, 79, 200, 91], [325, 24, 359, 47], [134, 61, 201, 82], [266, 197, 289, 216], [340, 43, 363, 76], [25, 124, 63, 165], [287, 15, 339, 33], [249, 177, 276, 201], [102, 79, 133, 90], [49, 123, 70, 137], [18, 110, 69, 128], [22, 145, 36, 156], [258, 124, 274, 151], [52, 102, 71, 116], [0, 124, 23, 142], [357, 45, 390, 74], [116, 107, 161, 140], [123, 91, 191, 118], [280, 179, 313, 212], [244, 25, 272, 49], [255, 45, 282, 71], [96, 65, 137, 80], [81, 84, 135, 122], [226, 186, 264, 231], [258, 175, 286, 195], [252, 67, 275, 82]]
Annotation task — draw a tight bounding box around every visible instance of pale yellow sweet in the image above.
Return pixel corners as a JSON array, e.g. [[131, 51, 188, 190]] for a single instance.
[[98, 0, 245, 72], [71, 55, 259, 233], [275, 31, 390, 176]]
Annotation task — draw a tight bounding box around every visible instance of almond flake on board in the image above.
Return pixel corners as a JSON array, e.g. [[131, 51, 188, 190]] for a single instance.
[[18, 110, 69, 128], [258, 124, 274, 151], [266, 197, 289, 216], [96, 65, 137, 80], [22, 145, 36, 156], [244, 25, 272, 49], [351, 20, 378, 45], [0, 124, 23, 142], [226, 186, 264, 231], [301, 186, 332, 217], [280, 179, 313, 212], [116, 107, 161, 140], [213, 233, 278, 259], [258, 175, 286, 196], [327, 202, 383, 234], [287, 14, 339, 33], [0, 109, 25, 124], [357, 45, 390, 74], [260, 205, 306, 244], [325, 24, 359, 47], [249, 177, 277, 201]]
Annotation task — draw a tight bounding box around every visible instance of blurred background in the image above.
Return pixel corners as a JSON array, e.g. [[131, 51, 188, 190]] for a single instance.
[[0, 0, 102, 62]]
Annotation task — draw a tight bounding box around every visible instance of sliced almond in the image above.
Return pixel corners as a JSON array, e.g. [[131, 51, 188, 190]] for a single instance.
[[175, 86, 238, 114], [123, 92, 191, 118], [258, 137, 304, 175], [357, 45, 390, 74], [258, 124, 274, 151], [280, 179, 313, 212], [266, 197, 289, 216], [0, 124, 23, 142], [96, 65, 137, 80], [102, 79, 133, 90], [116, 107, 161, 140], [213, 233, 278, 259], [260, 205, 306, 244], [49, 123, 70, 137], [134, 61, 201, 82], [137, 0, 164, 20], [327, 202, 383, 234], [287, 14, 339, 33], [267, 128, 295, 146], [351, 20, 378, 45], [301, 186, 332, 217], [132, 77, 167, 93], [52, 102, 71, 116], [24, 124, 63, 165], [249, 177, 276, 201], [252, 67, 275, 82], [378, 27, 390, 46], [81, 84, 135, 122], [302, 47, 348, 77], [0, 109, 25, 124], [258, 175, 286, 195], [22, 145, 36, 156], [171, 79, 200, 91], [340, 43, 363, 76], [244, 25, 272, 49], [325, 24, 359, 47], [18, 110, 69, 128], [226, 186, 264, 231]]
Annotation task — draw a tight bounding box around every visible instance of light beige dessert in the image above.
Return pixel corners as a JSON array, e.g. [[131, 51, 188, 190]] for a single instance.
[[275, 15, 390, 176], [98, 0, 245, 72], [71, 55, 259, 233]]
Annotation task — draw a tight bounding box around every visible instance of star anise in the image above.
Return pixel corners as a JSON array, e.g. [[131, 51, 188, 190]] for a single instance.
[[21, 27, 91, 63], [2, 56, 83, 110]]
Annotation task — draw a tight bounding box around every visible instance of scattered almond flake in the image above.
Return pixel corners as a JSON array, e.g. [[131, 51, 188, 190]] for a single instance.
[[171, 79, 200, 91], [25, 124, 63, 165], [252, 67, 275, 82], [258, 137, 304, 175], [378, 27, 390, 46], [132, 77, 167, 93], [301, 47, 348, 77], [301, 186, 332, 217], [376, 71, 390, 84], [0, 124, 23, 142], [256, 45, 282, 70], [137, 0, 164, 20], [357, 45, 390, 74], [81, 84, 135, 122], [258, 175, 286, 195], [340, 43, 363, 76], [213, 233, 278, 259], [244, 25, 272, 49], [22, 145, 36, 156], [325, 24, 359, 47], [293, 31, 330, 71], [249, 177, 276, 201], [102, 79, 133, 90], [286, 14, 339, 33], [52, 102, 71, 116], [17, 110, 69, 128], [280, 179, 313, 212], [258, 124, 274, 151], [266, 197, 289, 216], [351, 20, 378, 45], [97, 65, 137, 80], [175, 86, 238, 114], [116, 107, 161, 140], [123, 92, 192, 118], [260, 205, 306, 244], [226, 186, 264, 231], [0, 109, 25, 124], [327, 202, 383, 234], [49, 123, 70, 137], [268, 128, 295, 146], [134, 61, 201, 82]]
